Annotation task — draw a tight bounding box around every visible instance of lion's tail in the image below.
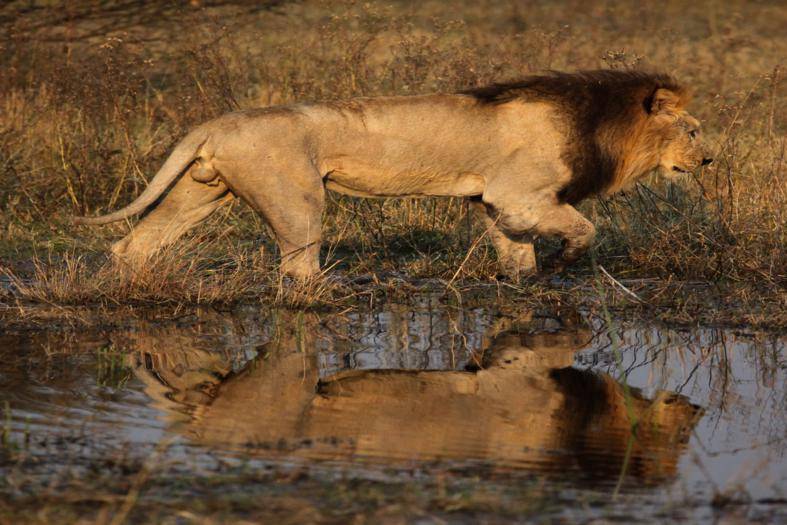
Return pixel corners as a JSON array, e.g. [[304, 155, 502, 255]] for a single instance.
[[73, 128, 210, 225]]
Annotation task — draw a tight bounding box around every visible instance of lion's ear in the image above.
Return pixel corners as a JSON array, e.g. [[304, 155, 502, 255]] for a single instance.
[[649, 88, 682, 115]]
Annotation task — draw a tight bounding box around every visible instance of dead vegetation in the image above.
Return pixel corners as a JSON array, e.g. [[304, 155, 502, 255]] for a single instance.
[[0, 0, 784, 325]]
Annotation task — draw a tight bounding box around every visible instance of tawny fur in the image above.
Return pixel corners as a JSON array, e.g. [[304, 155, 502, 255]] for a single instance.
[[75, 70, 709, 280], [128, 310, 701, 482]]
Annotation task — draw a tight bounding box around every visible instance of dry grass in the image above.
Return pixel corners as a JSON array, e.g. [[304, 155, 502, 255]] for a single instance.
[[1, 242, 351, 309], [0, 0, 784, 323]]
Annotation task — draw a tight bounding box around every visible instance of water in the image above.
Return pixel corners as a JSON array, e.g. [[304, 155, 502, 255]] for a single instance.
[[1, 295, 785, 522]]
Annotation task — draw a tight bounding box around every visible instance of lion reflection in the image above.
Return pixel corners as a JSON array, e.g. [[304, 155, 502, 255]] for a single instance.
[[127, 311, 701, 485]]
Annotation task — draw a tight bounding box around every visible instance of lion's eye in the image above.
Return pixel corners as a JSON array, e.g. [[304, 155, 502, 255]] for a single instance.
[[688, 130, 698, 140]]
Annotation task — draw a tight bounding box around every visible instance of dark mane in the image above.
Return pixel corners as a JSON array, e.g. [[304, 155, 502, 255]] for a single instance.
[[461, 70, 687, 203]]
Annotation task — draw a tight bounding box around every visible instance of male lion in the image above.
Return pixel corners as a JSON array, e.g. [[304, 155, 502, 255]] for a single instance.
[[75, 70, 711, 279], [128, 310, 700, 482]]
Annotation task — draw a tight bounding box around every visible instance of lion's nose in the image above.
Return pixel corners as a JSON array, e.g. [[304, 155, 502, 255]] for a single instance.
[[701, 157, 713, 166]]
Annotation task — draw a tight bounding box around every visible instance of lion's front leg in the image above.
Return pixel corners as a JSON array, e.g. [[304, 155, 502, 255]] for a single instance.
[[471, 201, 537, 280], [535, 204, 596, 267], [486, 200, 595, 273]]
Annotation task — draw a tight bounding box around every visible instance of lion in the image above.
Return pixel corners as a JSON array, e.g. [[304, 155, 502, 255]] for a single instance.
[[127, 309, 702, 483], [74, 70, 711, 279]]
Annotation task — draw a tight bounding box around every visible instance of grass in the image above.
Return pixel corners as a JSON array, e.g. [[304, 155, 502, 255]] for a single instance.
[[0, 0, 785, 327]]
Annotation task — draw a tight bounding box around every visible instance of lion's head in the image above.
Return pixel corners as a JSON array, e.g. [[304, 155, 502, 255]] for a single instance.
[[472, 71, 715, 203], [645, 88, 712, 178]]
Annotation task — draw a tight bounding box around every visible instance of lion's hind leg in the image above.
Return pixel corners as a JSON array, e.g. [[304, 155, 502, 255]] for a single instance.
[[260, 191, 325, 281], [236, 167, 326, 281], [111, 174, 232, 269]]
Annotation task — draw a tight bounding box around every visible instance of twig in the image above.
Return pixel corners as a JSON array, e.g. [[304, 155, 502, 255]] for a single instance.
[[598, 264, 648, 305], [443, 215, 497, 290]]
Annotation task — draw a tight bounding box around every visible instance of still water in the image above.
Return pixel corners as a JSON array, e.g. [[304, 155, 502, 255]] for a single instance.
[[1, 295, 785, 522]]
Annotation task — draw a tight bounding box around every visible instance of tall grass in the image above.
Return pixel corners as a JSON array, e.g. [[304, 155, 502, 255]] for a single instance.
[[0, 0, 784, 318]]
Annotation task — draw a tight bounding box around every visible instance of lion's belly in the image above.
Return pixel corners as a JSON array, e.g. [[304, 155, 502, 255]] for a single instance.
[[324, 171, 485, 198], [323, 160, 486, 198]]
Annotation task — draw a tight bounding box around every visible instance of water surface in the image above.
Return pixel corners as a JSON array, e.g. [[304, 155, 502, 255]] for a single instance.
[[1, 296, 784, 522]]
